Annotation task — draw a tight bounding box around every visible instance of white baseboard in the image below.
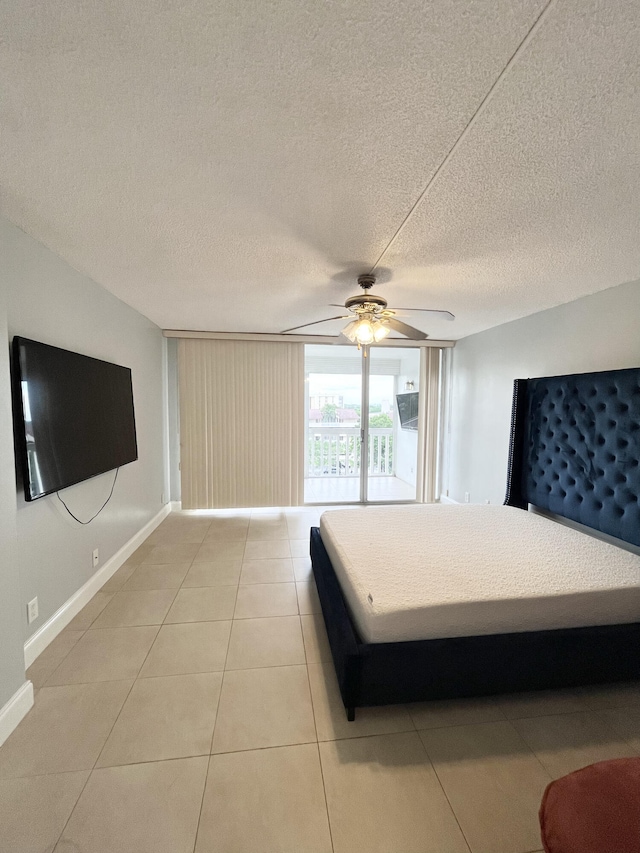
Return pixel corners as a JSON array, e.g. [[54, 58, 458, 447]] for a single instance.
[[0, 681, 34, 747], [439, 494, 460, 504], [170, 501, 182, 511], [24, 504, 172, 668]]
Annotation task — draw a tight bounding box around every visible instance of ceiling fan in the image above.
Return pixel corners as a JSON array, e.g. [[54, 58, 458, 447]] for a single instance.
[[281, 274, 454, 346]]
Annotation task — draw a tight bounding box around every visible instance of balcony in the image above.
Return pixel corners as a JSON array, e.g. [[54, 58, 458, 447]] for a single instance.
[[304, 425, 415, 502]]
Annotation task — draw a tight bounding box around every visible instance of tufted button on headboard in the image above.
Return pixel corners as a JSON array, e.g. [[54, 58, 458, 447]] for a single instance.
[[504, 367, 640, 547]]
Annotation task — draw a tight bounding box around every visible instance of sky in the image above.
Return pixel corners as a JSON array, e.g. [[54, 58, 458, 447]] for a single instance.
[[308, 373, 394, 406]]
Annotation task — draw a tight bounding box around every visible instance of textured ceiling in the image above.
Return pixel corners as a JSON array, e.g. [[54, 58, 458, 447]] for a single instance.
[[1, 0, 639, 339]]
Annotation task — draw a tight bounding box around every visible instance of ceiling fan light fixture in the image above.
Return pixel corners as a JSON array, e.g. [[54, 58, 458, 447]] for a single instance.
[[353, 317, 375, 345], [373, 321, 391, 342], [341, 319, 360, 342], [341, 315, 390, 345]]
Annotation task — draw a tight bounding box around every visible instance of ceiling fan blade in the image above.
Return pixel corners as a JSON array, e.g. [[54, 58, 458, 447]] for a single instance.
[[385, 317, 428, 340], [392, 308, 455, 320], [280, 316, 350, 334]]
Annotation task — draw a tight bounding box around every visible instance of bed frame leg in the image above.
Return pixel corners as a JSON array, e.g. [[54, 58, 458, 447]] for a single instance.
[[347, 707, 355, 721]]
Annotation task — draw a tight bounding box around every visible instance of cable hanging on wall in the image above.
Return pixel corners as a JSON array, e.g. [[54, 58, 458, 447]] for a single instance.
[[55, 468, 120, 525]]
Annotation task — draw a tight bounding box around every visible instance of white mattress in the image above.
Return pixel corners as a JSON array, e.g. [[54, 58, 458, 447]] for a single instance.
[[319, 505, 640, 643]]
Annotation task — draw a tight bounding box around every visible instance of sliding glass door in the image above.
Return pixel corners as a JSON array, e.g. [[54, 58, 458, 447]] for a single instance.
[[304, 345, 362, 503], [364, 346, 421, 502], [303, 344, 423, 504]]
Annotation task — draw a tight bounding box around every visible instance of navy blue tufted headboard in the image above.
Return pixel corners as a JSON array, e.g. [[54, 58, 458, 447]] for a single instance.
[[505, 367, 640, 546]]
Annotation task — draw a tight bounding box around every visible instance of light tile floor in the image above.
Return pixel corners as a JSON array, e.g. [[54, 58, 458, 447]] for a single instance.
[[305, 475, 416, 503], [2, 507, 640, 852]]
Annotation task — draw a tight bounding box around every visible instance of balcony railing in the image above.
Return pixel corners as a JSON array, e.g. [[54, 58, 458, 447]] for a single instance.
[[306, 425, 394, 477]]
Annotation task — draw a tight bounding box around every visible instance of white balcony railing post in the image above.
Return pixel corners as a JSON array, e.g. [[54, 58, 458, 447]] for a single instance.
[[306, 425, 394, 478]]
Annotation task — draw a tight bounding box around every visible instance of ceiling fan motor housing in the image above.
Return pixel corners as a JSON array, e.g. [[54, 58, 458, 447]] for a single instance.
[[357, 273, 376, 290]]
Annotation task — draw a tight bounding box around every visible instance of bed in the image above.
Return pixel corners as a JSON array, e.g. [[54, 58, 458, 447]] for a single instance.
[[310, 366, 640, 720]]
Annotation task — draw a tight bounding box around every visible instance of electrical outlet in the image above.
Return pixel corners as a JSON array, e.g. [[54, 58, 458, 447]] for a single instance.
[[27, 597, 38, 624], [464, 492, 470, 503], [92, 548, 99, 568]]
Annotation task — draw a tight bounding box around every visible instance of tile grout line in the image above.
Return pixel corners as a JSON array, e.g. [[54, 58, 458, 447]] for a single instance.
[[32, 552, 144, 687], [37, 632, 88, 689], [314, 740, 336, 853], [51, 667, 143, 850], [191, 753, 212, 853], [81, 532, 188, 769], [91, 625, 163, 767], [51, 762, 94, 849], [77, 528, 220, 788], [416, 732, 474, 853], [39, 563, 153, 686], [592, 708, 640, 757], [29, 559, 155, 830], [46, 752, 217, 774], [209, 571, 242, 756], [4, 726, 493, 784], [503, 717, 554, 783], [190, 566, 229, 853], [303, 629, 335, 853]]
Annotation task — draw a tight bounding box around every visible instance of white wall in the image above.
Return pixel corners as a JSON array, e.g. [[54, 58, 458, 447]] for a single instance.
[[0, 278, 27, 708], [2, 217, 167, 650], [444, 279, 640, 506]]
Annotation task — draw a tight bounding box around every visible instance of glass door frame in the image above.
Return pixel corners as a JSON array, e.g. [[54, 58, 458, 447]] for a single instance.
[[359, 348, 370, 504], [362, 345, 423, 505], [304, 343, 439, 506], [303, 346, 363, 505]]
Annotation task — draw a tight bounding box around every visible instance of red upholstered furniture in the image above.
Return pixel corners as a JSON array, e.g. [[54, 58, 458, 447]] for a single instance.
[[539, 758, 640, 853]]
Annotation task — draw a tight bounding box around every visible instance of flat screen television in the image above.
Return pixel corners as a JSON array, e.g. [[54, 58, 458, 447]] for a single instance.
[[396, 391, 419, 431], [13, 337, 138, 501]]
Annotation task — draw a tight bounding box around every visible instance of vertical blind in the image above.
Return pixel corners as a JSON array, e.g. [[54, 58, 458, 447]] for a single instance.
[[419, 347, 442, 504], [178, 338, 304, 508]]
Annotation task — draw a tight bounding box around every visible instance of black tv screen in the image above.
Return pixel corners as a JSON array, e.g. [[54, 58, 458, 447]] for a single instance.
[[396, 391, 419, 431], [13, 337, 138, 501]]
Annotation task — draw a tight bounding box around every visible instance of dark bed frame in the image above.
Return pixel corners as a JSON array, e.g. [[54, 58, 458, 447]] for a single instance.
[[310, 366, 640, 720]]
